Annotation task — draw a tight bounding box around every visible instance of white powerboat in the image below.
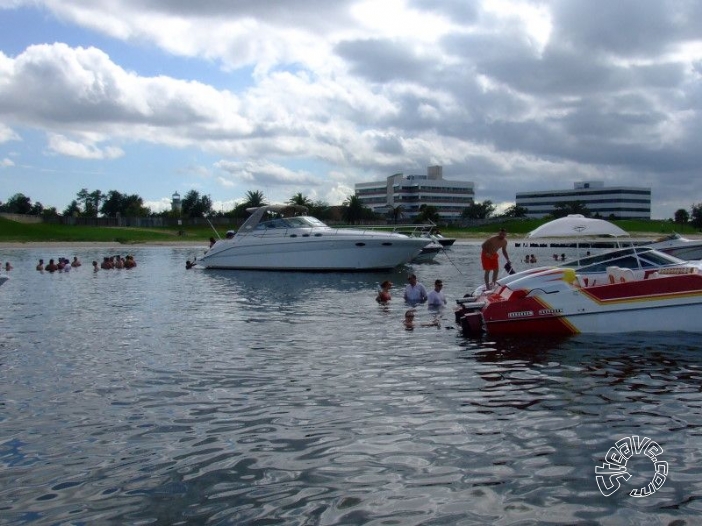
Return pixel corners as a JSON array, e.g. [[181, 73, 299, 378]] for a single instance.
[[456, 215, 702, 336], [196, 205, 429, 271], [645, 233, 702, 261], [413, 242, 443, 263]]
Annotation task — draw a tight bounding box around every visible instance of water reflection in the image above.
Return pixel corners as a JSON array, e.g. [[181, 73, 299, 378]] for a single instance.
[[1, 245, 702, 524]]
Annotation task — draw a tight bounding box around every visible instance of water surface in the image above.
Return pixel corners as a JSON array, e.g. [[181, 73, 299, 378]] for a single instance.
[[1, 243, 700, 525]]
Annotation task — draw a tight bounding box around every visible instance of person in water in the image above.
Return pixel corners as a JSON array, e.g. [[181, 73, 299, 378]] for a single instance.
[[481, 228, 510, 289], [403, 274, 428, 304], [376, 280, 392, 303], [427, 279, 447, 307], [403, 309, 440, 330]]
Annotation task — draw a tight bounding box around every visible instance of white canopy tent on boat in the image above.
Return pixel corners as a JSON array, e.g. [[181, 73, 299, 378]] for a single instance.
[[526, 214, 629, 239]]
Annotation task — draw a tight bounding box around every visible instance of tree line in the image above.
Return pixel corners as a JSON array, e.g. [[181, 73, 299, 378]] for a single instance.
[[3, 189, 702, 227], [0, 188, 373, 224]]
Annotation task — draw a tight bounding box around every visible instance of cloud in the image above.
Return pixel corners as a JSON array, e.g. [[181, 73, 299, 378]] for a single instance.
[[0, 157, 14, 167], [1, 1, 702, 218], [0, 123, 20, 143], [47, 134, 124, 160], [215, 160, 321, 186]]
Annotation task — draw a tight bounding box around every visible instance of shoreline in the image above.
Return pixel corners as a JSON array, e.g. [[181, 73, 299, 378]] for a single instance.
[[1, 233, 699, 250], [0, 241, 208, 249]]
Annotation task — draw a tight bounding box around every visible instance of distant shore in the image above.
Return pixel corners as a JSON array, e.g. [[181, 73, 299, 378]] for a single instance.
[[2, 233, 695, 250], [0, 241, 208, 249]]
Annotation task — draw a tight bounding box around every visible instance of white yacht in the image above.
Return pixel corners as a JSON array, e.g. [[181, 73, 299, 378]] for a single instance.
[[196, 205, 429, 271], [646, 233, 702, 261]]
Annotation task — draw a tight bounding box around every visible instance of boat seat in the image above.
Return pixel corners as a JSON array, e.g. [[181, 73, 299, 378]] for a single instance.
[[607, 266, 635, 284]]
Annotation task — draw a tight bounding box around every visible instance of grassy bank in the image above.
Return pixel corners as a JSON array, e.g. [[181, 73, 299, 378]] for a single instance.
[[0, 216, 698, 244]]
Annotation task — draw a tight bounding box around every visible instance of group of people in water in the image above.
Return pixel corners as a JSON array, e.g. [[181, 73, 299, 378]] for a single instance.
[[376, 273, 447, 330], [34, 256, 82, 272], [377, 228, 516, 330], [29, 254, 137, 273]]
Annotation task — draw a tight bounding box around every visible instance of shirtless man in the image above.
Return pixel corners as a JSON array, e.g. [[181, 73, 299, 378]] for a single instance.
[[481, 228, 510, 289]]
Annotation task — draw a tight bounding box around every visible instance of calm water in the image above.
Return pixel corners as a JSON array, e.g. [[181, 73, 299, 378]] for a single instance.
[[1, 243, 701, 525]]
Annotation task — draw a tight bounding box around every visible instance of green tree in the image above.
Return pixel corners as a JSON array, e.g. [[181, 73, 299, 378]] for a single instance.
[[501, 204, 528, 218], [181, 190, 213, 218], [243, 190, 266, 208], [287, 192, 314, 209], [63, 200, 81, 217], [415, 204, 440, 224], [387, 204, 404, 224], [343, 195, 366, 224], [674, 208, 690, 225], [232, 190, 268, 217], [29, 201, 44, 215], [41, 206, 60, 218], [461, 200, 495, 220], [0, 193, 32, 214], [74, 188, 103, 217], [691, 203, 702, 229], [101, 190, 150, 217], [552, 201, 590, 218]]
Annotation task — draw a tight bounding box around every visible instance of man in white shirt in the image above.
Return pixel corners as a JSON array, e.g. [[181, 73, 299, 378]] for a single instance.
[[427, 279, 447, 307], [404, 274, 428, 304]]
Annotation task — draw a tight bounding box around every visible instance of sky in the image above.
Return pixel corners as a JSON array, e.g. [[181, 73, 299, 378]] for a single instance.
[[0, 0, 701, 219]]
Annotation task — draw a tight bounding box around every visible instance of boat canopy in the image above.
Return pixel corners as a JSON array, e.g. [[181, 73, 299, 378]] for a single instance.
[[526, 214, 629, 239]]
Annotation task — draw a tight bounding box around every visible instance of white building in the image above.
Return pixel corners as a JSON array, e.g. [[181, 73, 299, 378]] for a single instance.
[[516, 181, 651, 219], [355, 166, 475, 221]]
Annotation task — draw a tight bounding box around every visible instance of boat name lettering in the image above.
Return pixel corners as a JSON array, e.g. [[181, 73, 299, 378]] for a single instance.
[[538, 308, 563, 316], [508, 310, 533, 319]]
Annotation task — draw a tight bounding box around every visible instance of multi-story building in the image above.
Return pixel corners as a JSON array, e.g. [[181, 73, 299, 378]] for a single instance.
[[355, 166, 474, 221], [516, 181, 651, 219]]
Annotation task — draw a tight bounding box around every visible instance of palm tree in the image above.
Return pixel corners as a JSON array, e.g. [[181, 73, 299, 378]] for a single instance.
[[287, 193, 314, 209], [388, 204, 404, 224], [243, 190, 266, 208], [343, 195, 366, 225]]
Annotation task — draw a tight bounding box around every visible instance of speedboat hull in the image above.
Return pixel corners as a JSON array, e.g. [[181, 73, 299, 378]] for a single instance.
[[457, 265, 702, 336]]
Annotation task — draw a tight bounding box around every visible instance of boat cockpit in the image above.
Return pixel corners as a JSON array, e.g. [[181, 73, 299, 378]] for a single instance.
[[560, 247, 686, 275]]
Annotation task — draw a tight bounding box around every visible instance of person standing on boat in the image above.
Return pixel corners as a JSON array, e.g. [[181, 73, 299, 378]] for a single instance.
[[481, 228, 510, 289], [404, 274, 428, 304]]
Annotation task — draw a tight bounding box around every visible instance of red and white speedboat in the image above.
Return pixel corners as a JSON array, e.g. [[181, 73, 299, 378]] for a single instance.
[[456, 247, 702, 336], [457, 215, 702, 336]]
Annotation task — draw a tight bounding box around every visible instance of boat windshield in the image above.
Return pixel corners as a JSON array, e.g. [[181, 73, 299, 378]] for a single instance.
[[254, 215, 328, 230], [560, 247, 685, 273]]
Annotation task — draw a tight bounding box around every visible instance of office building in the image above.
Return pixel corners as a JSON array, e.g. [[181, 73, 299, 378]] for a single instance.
[[355, 166, 474, 221], [516, 181, 651, 219]]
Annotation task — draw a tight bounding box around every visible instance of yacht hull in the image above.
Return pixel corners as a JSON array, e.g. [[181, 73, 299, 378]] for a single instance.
[[198, 235, 427, 270]]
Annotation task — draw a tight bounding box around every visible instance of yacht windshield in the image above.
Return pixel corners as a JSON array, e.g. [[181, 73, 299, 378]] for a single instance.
[[254, 215, 328, 230]]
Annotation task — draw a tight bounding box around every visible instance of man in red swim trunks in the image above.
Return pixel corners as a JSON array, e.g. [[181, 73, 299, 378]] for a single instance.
[[481, 228, 510, 289]]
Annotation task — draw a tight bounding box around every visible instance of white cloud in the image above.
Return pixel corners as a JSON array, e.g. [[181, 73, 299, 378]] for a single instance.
[[0, 123, 20, 143], [1, 1, 701, 217], [214, 160, 321, 186], [0, 157, 14, 167], [47, 133, 124, 160]]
